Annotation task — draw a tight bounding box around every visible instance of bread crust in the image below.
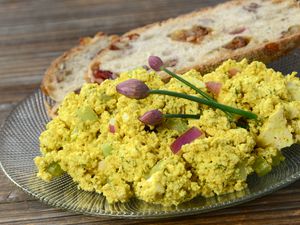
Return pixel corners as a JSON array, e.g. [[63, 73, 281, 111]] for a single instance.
[[44, 100, 60, 119], [41, 32, 118, 99], [177, 33, 300, 74], [41, 32, 119, 118], [123, 0, 244, 37]]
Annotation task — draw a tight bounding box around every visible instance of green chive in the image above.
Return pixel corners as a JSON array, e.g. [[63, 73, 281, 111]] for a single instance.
[[163, 114, 200, 119], [149, 89, 257, 119], [162, 67, 233, 119], [162, 67, 213, 100]]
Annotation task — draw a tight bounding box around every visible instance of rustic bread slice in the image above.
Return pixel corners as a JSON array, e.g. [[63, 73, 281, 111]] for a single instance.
[[41, 32, 118, 103], [87, 0, 300, 82]]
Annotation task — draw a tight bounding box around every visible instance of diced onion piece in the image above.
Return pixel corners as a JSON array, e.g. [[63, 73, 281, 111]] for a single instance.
[[109, 124, 115, 133], [205, 81, 222, 95], [228, 68, 240, 77], [109, 118, 116, 133], [170, 127, 203, 154]]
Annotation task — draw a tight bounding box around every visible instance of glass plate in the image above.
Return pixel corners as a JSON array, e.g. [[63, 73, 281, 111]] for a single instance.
[[1, 49, 300, 218]]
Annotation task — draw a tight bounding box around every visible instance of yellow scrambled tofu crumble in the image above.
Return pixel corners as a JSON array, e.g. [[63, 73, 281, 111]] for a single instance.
[[35, 59, 300, 206]]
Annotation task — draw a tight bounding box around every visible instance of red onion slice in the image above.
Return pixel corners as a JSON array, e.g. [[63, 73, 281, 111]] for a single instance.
[[170, 127, 203, 154], [205, 81, 222, 95], [228, 68, 240, 77], [109, 118, 116, 134], [109, 124, 115, 133]]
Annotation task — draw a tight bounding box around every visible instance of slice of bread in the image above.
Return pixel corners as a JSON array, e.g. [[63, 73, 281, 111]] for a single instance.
[[41, 32, 118, 103], [87, 0, 300, 81]]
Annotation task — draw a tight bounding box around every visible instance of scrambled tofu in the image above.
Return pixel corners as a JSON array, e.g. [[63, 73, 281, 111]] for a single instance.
[[35, 59, 300, 206]]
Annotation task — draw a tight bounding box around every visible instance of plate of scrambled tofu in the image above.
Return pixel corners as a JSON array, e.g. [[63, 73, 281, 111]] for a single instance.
[[1, 54, 300, 217], [1, 0, 300, 218]]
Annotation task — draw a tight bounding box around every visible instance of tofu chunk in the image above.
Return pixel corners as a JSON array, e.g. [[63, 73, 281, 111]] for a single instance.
[[287, 81, 300, 101], [257, 106, 293, 149], [285, 101, 300, 120]]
